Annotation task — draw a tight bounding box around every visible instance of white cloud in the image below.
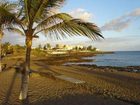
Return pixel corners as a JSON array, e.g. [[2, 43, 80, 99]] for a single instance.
[[101, 8, 140, 31], [69, 8, 93, 21], [129, 8, 140, 16]]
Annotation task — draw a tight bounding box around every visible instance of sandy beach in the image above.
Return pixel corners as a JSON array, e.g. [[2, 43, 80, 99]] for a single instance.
[[0, 52, 140, 105], [1, 0, 140, 105]]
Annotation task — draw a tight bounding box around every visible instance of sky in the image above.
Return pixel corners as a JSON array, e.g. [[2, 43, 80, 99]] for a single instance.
[[2, 0, 140, 51]]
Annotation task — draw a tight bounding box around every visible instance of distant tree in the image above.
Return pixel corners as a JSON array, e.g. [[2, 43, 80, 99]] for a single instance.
[[79, 47, 82, 50], [75, 46, 79, 50], [87, 45, 93, 51], [3, 42, 11, 47], [63, 45, 66, 48], [56, 44, 59, 49], [43, 45, 47, 50], [63, 45, 68, 50], [92, 47, 97, 51], [46, 43, 51, 49], [2, 42, 13, 55]]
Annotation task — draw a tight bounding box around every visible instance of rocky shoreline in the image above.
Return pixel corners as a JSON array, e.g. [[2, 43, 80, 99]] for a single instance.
[[75, 64, 140, 73]]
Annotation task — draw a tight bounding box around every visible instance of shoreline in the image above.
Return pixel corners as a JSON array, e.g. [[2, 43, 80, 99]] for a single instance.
[[33, 51, 140, 73], [68, 64, 140, 73], [1, 51, 140, 105]]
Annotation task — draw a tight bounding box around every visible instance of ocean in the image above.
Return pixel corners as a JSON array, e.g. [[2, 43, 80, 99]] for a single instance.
[[67, 51, 140, 67]]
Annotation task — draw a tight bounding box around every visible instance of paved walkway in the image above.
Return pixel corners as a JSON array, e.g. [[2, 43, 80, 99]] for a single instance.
[[55, 75, 85, 84], [32, 69, 85, 84]]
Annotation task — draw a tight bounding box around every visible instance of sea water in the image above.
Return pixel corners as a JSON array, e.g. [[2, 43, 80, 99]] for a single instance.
[[66, 51, 140, 67]]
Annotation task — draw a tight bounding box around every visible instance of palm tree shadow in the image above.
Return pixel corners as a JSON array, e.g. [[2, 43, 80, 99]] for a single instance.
[[2, 58, 23, 72], [2, 71, 17, 105], [34, 62, 61, 75], [21, 97, 30, 105]]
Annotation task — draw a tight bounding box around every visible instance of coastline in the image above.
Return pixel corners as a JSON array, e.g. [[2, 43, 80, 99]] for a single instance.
[[1, 51, 140, 105]]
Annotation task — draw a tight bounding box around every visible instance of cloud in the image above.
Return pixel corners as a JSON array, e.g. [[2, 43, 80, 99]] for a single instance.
[[129, 8, 140, 16], [101, 8, 140, 31], [69, 8, 93, 21]]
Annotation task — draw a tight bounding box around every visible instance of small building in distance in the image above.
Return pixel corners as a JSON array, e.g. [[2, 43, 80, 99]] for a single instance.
[[96, 48, 100, 51]]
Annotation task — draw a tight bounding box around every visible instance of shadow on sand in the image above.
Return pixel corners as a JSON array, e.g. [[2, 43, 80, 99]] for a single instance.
[[2, 71, 17, 105], [21, 97, 30, 105], [23, 94, 131, 105], [33, 62, 61, 75]]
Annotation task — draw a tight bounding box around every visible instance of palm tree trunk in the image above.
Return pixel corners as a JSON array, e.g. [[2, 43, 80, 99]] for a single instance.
[[0, 38, 2, 72], [19, 36, 32, 100], [0, 32, 3, 72]]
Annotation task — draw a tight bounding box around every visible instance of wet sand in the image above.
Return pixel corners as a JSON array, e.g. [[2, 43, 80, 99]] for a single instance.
[[0, 52, 140, 105]]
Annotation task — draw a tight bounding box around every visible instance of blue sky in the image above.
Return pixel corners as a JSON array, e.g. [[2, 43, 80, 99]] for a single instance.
[[2, 0, 140, 51]]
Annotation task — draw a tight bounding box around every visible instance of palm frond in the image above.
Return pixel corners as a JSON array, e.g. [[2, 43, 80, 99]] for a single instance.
[[0, 2, 25, 33], [40, 0, 66, 19], [17, 0, 31, 24], [7, 27, 25, 36], [0, 1, 17, 10], [19, 0, 66, 23], [35, 19, 103, 40], [46, 0, 66, 9], [35, 13, 72, 30], [0, 5, 16, 26]]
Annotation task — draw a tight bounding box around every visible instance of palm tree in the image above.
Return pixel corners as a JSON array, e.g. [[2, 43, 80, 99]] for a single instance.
[[0, 0, 104, 100], [0, 2, 18, 72]]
